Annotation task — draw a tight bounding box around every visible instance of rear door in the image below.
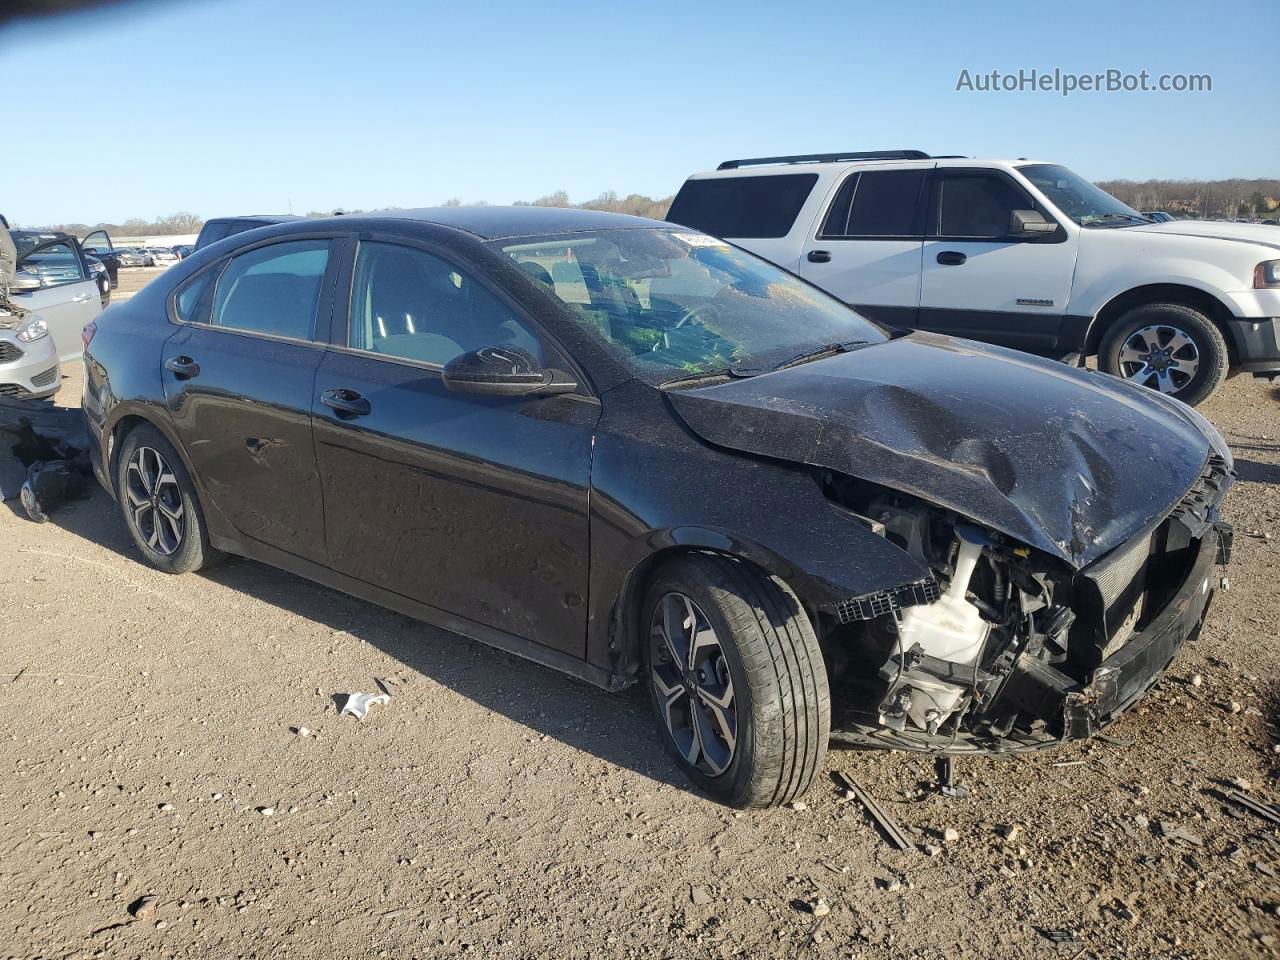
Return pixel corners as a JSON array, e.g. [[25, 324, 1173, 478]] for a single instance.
[[162, 235, 344, 563], [12, 237, 102, 360], [918, 168, 1078, 352], [311, 235, 598, 656], [666, 173, 819, 270], [799, 167, 929, 327]]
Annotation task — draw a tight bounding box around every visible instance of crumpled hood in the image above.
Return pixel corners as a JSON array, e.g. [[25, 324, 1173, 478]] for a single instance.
[[666, 333, 1226, 569], [1131, 220, 1280, 250]]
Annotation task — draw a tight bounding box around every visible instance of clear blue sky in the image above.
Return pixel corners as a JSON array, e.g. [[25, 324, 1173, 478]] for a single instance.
[[1, 0, 1275, 226]]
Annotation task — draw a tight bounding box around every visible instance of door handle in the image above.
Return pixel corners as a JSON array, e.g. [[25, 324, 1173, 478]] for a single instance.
[[164, 356, 200, 379], [936, 251, 967, 266], [72, 293, 93, 302], [807, 250, 832, 263], [321, 388, 371, 418]]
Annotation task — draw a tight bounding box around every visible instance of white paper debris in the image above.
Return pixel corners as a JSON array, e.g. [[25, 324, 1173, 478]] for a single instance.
[[340, 692, 390, 720]]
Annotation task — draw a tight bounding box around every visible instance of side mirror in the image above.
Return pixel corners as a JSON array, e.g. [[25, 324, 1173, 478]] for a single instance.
[[442, 345, 577, 398], [9, 269, 43, 293], [1009, 209, 1057, 238]]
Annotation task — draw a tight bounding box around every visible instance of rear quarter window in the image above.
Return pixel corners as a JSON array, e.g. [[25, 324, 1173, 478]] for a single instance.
[[666, 174, 818, 239]]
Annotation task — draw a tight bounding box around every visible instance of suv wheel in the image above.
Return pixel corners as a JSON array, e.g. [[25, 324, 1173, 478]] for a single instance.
[[1098, 303, 1228, 406], [642, 554, 830, 808], [116, 424, 221, 574]]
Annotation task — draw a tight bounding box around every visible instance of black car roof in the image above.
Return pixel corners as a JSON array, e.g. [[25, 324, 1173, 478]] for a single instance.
[[334, 206, 667, 240], [207, 214, 306, 224]]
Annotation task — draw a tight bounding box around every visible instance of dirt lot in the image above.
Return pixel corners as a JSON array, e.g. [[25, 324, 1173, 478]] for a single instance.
[[1, 315, 1278, 958]]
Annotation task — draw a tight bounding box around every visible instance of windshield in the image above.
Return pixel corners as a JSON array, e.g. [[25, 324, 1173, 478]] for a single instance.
[[492, 228, 884, 383], [1018, 164, 1148, 226]]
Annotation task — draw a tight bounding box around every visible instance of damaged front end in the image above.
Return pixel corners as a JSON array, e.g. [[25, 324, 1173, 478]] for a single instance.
[[818, 454, 1233, 754]]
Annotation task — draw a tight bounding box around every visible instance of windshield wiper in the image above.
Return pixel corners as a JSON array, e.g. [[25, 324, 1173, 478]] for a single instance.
[[774, 339, 870, 370], [659, 365, 761, 389], [1082, 213, 1150, 228]]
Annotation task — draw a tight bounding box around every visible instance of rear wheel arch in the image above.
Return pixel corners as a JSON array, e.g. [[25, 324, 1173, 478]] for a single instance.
[[106, 413, 191, 499]]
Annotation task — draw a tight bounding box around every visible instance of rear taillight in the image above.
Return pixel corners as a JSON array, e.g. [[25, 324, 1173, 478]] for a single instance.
[[82, 321, 98, 351]]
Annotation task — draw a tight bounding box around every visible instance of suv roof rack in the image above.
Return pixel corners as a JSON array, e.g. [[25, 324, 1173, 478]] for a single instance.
[[716, 150, 932, 170]]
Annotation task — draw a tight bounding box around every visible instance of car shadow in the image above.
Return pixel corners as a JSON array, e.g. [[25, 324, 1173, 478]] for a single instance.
[[1234, 457, 1280, 485], [28, 485, 692, 796]]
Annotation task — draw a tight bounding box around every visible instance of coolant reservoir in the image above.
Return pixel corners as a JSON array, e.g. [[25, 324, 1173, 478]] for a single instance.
[[897, 534, 990, 665], [891, 531, 991, 730]]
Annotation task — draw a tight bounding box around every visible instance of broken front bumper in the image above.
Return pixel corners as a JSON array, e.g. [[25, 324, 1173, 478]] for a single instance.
[[831, 525, 1224, 754], [1056, 525, 1219, 740]]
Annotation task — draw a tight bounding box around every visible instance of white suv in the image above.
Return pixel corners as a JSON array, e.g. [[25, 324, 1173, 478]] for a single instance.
[[667, 151, 1280, 405]]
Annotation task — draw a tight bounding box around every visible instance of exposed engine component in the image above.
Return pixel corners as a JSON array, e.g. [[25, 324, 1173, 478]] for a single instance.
[[878, 527, 990, 733]]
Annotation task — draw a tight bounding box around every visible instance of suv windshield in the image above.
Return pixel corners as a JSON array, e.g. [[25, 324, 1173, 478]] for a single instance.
[[1018, 164, 1149, 226], [493, 228, 884, 383]]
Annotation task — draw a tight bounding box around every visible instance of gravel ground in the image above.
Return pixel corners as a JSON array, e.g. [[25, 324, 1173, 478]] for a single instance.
[[1, 348, 1277, 959]]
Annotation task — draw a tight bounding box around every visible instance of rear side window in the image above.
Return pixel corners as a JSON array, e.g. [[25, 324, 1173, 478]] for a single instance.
[[210, 240, 330, 340], [819, 170, 926, 239], [666, 174, 818, 238], [933, 173, 1035, 238], [173, 268, 218, 323]]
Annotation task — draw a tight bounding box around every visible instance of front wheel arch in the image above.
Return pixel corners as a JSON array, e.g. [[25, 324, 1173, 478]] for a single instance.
[[606, 545, 824, 693], [1083, 283, 1238, 368]]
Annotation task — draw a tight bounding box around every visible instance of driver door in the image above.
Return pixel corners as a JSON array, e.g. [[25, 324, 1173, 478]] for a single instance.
[[12, 238, 102, 361], [312, 236, 599, 656]]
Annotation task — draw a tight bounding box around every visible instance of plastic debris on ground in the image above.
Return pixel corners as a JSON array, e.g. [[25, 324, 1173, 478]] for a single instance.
[[340, 692, 391, 720]]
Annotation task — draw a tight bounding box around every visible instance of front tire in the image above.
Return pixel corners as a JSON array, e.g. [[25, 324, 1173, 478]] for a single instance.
[[115, 424, 221, 574], [642, 554, 830, 808], [1098, 303, 1229, 406]]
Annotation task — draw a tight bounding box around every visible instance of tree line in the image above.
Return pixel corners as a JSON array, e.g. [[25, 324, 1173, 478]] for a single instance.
[[1096, 178, 1279, 219], [19, 178, 1280, 237]]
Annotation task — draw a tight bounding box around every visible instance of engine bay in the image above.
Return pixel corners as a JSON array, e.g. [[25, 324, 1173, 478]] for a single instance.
[[816, 468, 1223, 753]]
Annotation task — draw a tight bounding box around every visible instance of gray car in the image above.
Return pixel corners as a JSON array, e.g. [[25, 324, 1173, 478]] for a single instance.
[[0, 299, 61, 400]]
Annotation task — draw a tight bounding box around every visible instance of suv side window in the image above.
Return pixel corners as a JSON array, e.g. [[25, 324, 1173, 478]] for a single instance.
[[819, 170, 926, 239], [931, 172, 1037, 239], [349, 241, 545, 366], [210, 239, 330, 340], [666, 174, 819, 239]]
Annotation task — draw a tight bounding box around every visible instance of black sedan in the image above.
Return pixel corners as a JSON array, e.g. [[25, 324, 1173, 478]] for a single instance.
[[82, 208, 1233, 807]]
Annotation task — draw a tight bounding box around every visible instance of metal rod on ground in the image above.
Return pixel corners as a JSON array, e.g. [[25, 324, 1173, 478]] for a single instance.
[[835, 771, 912, 851]]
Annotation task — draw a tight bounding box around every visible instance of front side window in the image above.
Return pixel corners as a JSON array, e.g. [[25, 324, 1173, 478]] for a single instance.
[[666, 174, 818, 239], [820, 170, 925, 238], [1018, 163, 1148, 226], [210, 239, 330, 340], [19, 240, 85, 286], [496, 228, 884, 383], [349, 241, 545, 366], [933, 173, 1035, 238]]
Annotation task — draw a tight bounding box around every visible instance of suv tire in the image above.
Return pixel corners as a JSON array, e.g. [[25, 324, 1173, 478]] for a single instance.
[[116, 423, 222, 574], [642, 554, 830, 808], [1098, 303, 1229, 406]]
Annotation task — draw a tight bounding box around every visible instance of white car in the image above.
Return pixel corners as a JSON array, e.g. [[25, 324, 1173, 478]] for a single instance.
[[668, 151, 1280, 405], [7, 235, 103, 365], [146, 247, 180, 266]]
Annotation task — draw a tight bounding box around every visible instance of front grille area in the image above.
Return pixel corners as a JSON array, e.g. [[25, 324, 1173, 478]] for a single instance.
[[827, 578, 939, 625], [0, 342, 23, 363], [29, 366, 59, 388]]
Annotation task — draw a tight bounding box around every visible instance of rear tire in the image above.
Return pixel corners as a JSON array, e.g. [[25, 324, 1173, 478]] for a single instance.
[[115, 424, 221, 574], [642, 554, 830, 808], [1098, 303, 1229, 406]]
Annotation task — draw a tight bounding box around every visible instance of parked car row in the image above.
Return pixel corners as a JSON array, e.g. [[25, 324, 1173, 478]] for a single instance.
[[80, 203, 1235, 807]]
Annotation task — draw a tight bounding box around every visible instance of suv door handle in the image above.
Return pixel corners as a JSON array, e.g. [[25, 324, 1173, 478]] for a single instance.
[[164, 356, 200, 379], [936, 251, 967, 266], [321, 388, 371, 418], [807, 250, 832, 263], [72, 292, 94, 302]]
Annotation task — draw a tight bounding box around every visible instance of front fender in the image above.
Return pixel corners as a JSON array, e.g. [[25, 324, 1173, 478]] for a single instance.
[[584, 382, 928, 679]]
